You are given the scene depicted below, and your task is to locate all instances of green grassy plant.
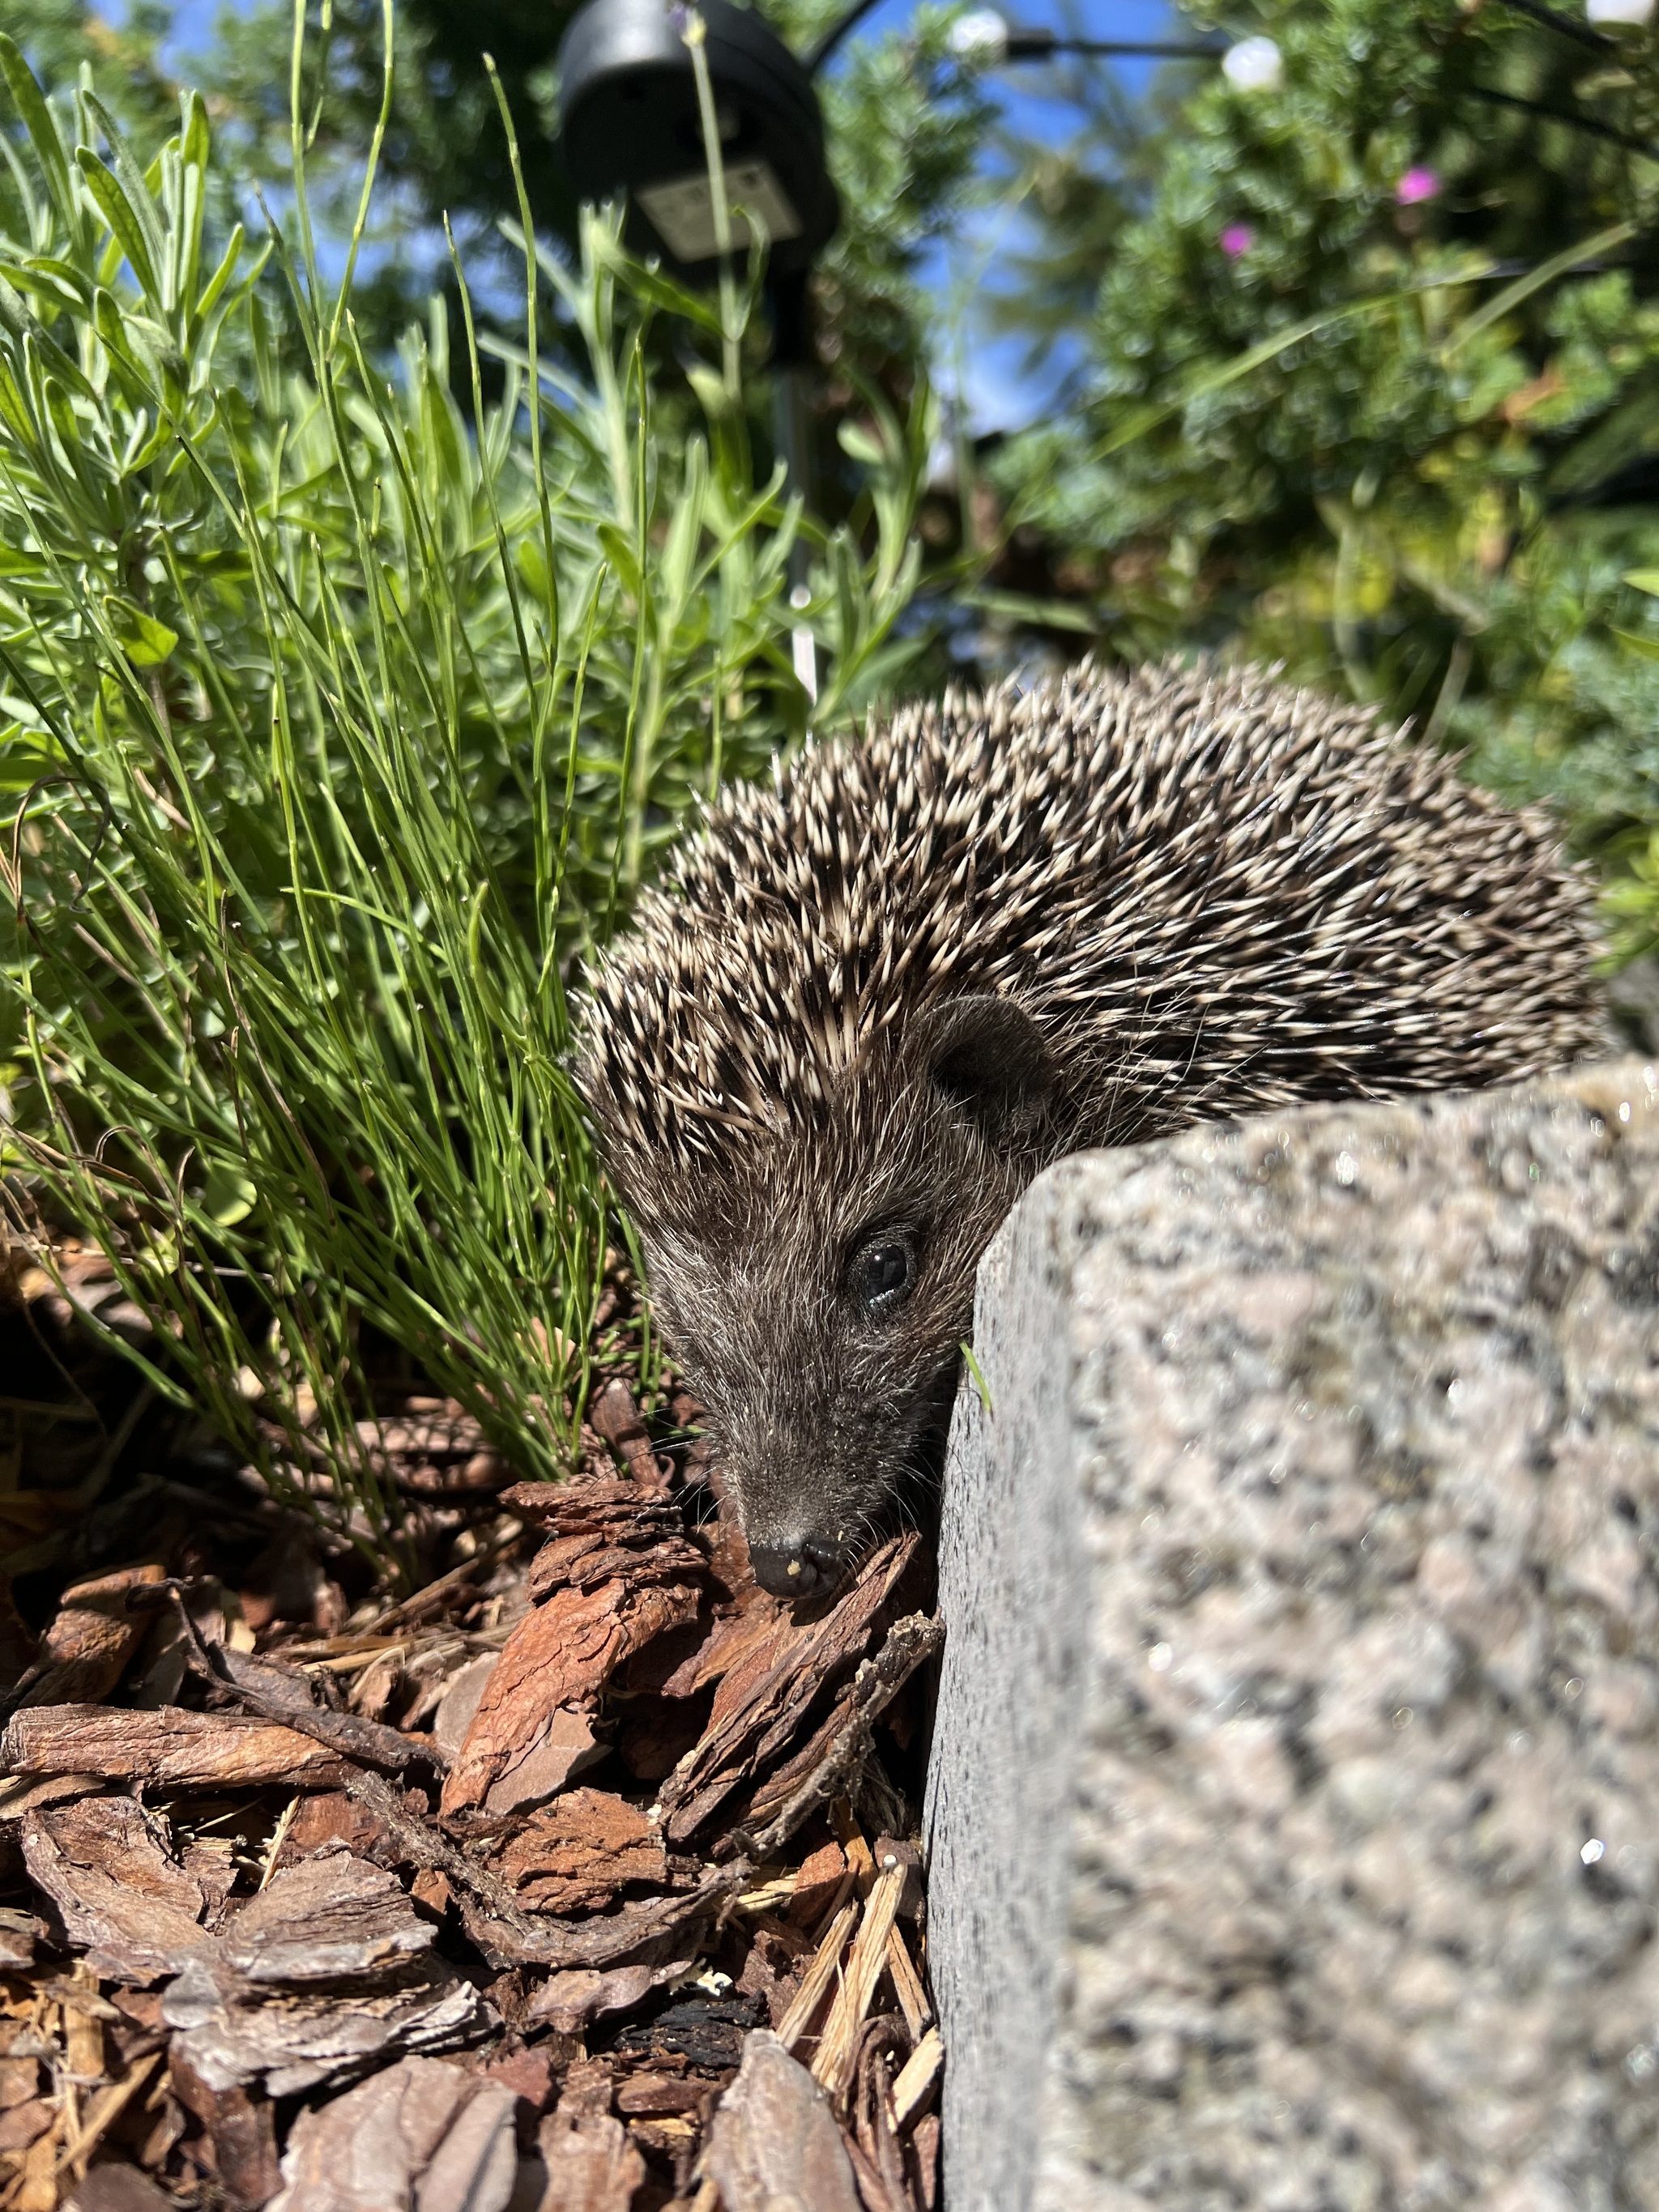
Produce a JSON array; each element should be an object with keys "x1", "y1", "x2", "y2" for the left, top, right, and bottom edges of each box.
[{"x1": 0, "y1": 14, "x2": 931, "y2": 1565}]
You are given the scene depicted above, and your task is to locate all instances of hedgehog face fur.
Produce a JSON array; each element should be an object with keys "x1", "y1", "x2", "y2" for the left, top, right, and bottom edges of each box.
[
  {"x1": 605, "y1": 996, "x2": 1051, "y2": 1592},
  {"x1": 580, "y1": 662, "x2": 1606, "y2": 1597}
]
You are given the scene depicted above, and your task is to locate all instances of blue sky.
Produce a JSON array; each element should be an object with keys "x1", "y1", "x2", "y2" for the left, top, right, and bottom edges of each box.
[
  {"x1": 141, "y1": 0, "x2": 1185, "y2": 433},
  {"x1": 817, "y1": 0, "x2": 1184, "y2": 428}
]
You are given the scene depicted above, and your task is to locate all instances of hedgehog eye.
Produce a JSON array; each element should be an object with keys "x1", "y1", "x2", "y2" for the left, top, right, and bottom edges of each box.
[{"x1": 848, "y1": 1237, "x2": 914, "y2": 1320}]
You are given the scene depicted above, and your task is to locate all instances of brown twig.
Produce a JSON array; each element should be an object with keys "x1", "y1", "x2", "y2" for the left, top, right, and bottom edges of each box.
[
  {"x1": 731, "y1": 1612, "x2": 945, "y2": 1866},
  {"x1": 162, "y1": 1583, "x2": 430, "y2": 1777}
]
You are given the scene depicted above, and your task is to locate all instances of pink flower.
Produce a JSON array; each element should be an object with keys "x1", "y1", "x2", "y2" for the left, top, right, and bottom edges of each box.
[
  {"x1": 1219, "y1": 224, "x2": 1255, "y2": 258},
  {"x1": 1395, "y1": 166, "x2": 1440, "y2": 206}
]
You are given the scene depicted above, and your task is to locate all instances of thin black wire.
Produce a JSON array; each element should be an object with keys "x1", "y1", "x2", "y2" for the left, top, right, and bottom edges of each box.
[
  {"x1": 1468, "y1": 81, "x2": 1659, "y2": 163},
  {"x1": 810, "y1": 8, "x2": 1224, "y2": 71},
  {"x1": 1486, "y1": 0, "x2": 1618, "y2": 55},
  {"x1": 1017, "y1": 35, "x2": 1226, "y2": 58}
]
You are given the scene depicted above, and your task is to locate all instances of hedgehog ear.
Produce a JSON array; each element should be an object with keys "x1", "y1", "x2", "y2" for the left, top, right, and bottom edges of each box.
[{"x1": 915, "y1": 994, "x2": 1055, "y2": 1150}]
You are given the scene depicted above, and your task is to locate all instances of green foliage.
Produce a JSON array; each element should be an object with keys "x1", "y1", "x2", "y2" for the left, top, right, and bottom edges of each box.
[
  {"x1": 6, "y1": 0, "x2": 995, "y2": 399},
  {"x1": 0, "y1": 25, "x2": 931, "y2": 1562},
  {"x1": 983, "y1": 0, "x2": 1659, "y2": 958}
]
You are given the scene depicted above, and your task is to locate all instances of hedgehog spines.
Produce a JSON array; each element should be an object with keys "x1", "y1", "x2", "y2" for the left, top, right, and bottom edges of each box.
[{"x1": 581, "y1": 660, "x2": 1604, "y2": 1191}]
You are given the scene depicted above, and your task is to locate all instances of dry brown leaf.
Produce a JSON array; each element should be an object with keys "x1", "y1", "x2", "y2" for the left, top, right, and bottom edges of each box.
[
  {"x1": 2, "y1": 1704, "x2": 352, "y2": 1791},
  {"x1": 702, "y1": 2029, "x2": 862, "y2": 2212}
]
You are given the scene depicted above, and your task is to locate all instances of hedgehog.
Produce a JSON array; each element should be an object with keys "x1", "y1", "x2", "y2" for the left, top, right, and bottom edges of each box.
[{"x1": 578, "y1": 660, "x2": 1606, "y2": 1597}]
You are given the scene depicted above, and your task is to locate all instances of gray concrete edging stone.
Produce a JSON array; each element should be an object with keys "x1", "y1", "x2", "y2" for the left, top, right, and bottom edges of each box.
[{"x1": 924, "y1": 1059, "x2": 1659, "y2": 2211}]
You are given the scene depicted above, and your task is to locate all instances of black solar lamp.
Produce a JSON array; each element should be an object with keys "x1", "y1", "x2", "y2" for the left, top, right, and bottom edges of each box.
[{"x1": 556, "y1": 0, "x2": 839, "y2": 362}]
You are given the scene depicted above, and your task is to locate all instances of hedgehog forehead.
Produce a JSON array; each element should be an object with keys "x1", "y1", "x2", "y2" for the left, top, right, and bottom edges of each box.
[{"x1": 611, "y1": 1044, "x2": 927, "y2": 1259}]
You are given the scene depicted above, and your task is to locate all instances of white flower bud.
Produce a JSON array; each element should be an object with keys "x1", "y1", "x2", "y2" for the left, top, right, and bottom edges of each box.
[
  {"x1": 1222, "y1": 35, "x2": 1283, "y2": 91},
  {"x1": 1588, "y1": 0, "x2": 1653, "y2": 22},
  {"x1": 949, "y1": 9, "x2": 1011, "y2": 64}
]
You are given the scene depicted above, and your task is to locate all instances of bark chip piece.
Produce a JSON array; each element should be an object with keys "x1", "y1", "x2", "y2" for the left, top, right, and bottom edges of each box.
[
  {"x1": 20, "y1": 1796, "x2": 215, "y2": 1984},
  {"x1": 441, "y1": 1482, "x2": 702, "y2": 1818},
  {"x1": 269, "y1": 2056, "x2": 518, "y2": 2212},
  {"x1": 656, "y1": 1534, "x2": 919, "y2": 1843},
  {"x1": 493, "y1": 1787, "x2": 667, "y2": 1913},
  {"x1": 2, "y1": 1703, "x2": 352, "y2": 1790},
  {"x1": 703, "y1": 2029, "x2": 862, "y2": 2212},
  {"x1": 6, "y1": 1564, "x2": 164, "y2": 1711}
]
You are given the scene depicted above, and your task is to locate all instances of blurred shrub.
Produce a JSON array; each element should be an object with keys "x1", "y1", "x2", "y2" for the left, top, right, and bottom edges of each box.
[{"x1": 988, "y1": 0, "x2": 1659, "y2": 955}]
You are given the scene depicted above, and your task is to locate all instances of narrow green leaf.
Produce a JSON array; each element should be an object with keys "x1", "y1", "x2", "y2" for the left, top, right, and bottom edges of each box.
[
  {"x1": 0, "y1": 35, "x2": 73, "y2": 226},
  {"x1": 75, "y1": 149, "x2": 160, "y2": 303}
]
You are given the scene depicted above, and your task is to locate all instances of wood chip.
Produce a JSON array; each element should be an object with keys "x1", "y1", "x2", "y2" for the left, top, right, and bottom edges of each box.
[
  {"x1": 526, "y1": 1965, "x2": 664, "y2": 2035},
  {"x1": 891, "y1": 2027, "x2": 943, "y2": 2127},
  {"x1": 885, "y1": 1922, "x2": 933, "y2": 2040},
  {"x1": 21, "y1": 1797, "x2": 215, "y2": 1984},
  {"x1": 2, "y1": 1704, "x2": 352, "y2": 1790},
  {"x1": 441, "y1": 1568, "x2": 699, "y2": 1818},
  {"x1": 584, "y1": 1380, "x2": 671, "y2": 1490},
  {"x1": 811, "y1": 1862, "x2": 909, "y2": 2103},
  {"x1": 912, "y1": 2110, "x2": 941, "y2": 2210},
  {"x1": 613, "y1": 2073, "x2": 708, "y2": 2118},
  {"x1": 776, "y1": 1901, "x2": 859, "y2": 2053},
  {"x1": 177, "y1": 1617, "x2": 428, "y2": 1778},
  {"x1": 501, "y1": 1476, "x2": 702, "y2": 1595},
  {"x1": 702, "y1": 2029, "x2": 861, "y2": 2212},
  {"x1": 525, "y1": 2108, "x2": 646, "y2": 2212},
  {"x1": 658, "y1": 1534, "x2": 921, "y2": 1843},
  {"x1": 64, "y1": 2168, "x2": 175, "y2": 2212},
  {"x1": 787, "y1": 1839, "x2": 848, "y2": 1928},
  {"x1": 166, "y1": 2050, "x2": 278, "y2": 2206},
  {"x1": 0, "y1": 2099, "x2": 53, "y2": 2152},
  {"x1": 161, "y1": 1849, "x2": 497, "y2": 2097}
]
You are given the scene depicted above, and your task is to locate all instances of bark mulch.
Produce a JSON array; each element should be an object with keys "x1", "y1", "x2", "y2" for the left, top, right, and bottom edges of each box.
[{"x1": 0, "y1": 1241, "x2": 945, "y2": 2212}]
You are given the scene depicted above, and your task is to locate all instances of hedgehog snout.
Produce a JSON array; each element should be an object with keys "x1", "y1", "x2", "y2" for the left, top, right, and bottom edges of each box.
[{"x1": 748, "y1": 1533, "x2": 851, "y2": 1599}]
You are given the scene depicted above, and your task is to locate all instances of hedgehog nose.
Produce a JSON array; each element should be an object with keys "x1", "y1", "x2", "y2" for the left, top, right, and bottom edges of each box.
[{"x1": 750, "y1": 1536, "x2": 849, "y2": 1600}]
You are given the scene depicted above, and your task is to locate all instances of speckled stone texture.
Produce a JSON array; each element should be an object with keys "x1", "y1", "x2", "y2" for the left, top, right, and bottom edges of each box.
[{"x1": 924, "y1": 1061, "x2": 1659, "y2": 2212}]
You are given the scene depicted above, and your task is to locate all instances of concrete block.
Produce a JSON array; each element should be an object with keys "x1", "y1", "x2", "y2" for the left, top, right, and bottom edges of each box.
[{"x1": 925, "y1": 1061, "x2": 1659, "y2": 2212}]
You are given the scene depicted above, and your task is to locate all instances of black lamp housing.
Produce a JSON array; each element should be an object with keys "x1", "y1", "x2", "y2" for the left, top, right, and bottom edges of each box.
[{"x1": 557, "y1": 0, "x2": 838, "y2": 352}]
